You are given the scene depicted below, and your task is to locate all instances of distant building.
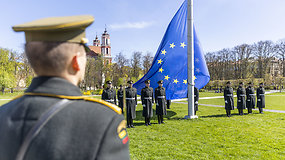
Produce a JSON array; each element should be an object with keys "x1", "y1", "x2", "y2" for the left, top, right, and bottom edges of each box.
[
  {"x1": 269, "y1": 57, "x2": 283, "y2": 77},
  {"x1": 88, "y1": 28, "x2": 112, "y2": 64}
]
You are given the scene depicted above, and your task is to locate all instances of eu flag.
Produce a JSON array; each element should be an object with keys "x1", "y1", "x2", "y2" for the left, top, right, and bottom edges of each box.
[{"x1": 133, "y1": 0, "x2": 210, "y2": 100}]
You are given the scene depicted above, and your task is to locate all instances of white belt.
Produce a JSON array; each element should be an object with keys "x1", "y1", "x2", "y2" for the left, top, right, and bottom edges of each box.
[
  {"x1": 226, "y1": 94, "x2": 232, "y2": 96},
  {"x1": 249, "y1": 94, "x2": 255, "y2": 96},
  {"x1": 118, "y1": 96, "x2": 123, "y2": 98},
  {"x1": 157, "y1": 96, "x2": 165, "y2": 99},
  {"x1": 259, "y1": 94, "x2": 264, "y2": 96},
  {"x1": 144, "y1": 97, "x2": 152, "y2": 99},
  {"x1": 105, "y1": 99, "x2": 114, "y2": 102},
  {"x1": 239, "y1": 94, "x2": 245, "y2": 96},
  {"x1": 126, "y1": 98, "x2": 135, "y2": 100}
]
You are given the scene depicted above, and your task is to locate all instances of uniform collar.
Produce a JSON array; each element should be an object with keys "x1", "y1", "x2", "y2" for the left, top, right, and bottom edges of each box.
[{"x1": 25, "y1": 76, "x2": 82, "y2": 96}]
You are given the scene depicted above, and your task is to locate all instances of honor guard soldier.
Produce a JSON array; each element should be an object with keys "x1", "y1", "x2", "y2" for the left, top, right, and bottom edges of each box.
[
  {"x1": 167, "y1": 100, "x2": 171, "y2": 109},
  {"x1": 246, "y1": 82, "x2": 256, "y2": 114},
  {"x1": 257, "y1": 83, "x2": 265, "y2": 114},
  {"x1": 194, "y1": 87, "x2": 199, "y2": 115},
  {"x1": 224, "y1": 81, "x2": 234, "y2": 117},
  {"x1": 117, "y1": 85, "x2": 124, "y2": 113},
  {"x1": 102, "y1": 80, "x2": 116, "y2": 105},
  {"x1": 0, "y1": 15, "x2": 129, "y2": 160},
  {"x1": 155, "y1": 80, "x2": 167, "y2": 124},
  {"x1": 141, "y1": 80, "x2": 154, "y2": 126},
  {"x1": 237, "y1": 82, "x2": 246, "y2": 115},
  {"x1": 125, "y1": 80, "x2": 137, "y2": 128}
]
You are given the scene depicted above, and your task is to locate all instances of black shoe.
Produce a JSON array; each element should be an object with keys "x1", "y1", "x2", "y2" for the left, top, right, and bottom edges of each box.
[
  {"x1": 161, "y1": 121, "x2": 165, "y2": 124},
  {"x1": 148, "y1": 123, "x2": 151, "y2": 126},
  {"x1": 131, "y1": 125, "x2": 135, "y2": 128},
  {"x1": 127, "y1": 125, "x2": 131, "y2": 128},
  {"x1": 145, "y1": 123, "x2": 148, "y2": 126},
  {"x1": 158, "y1": 121, "x2": 161, "y2": 124}
]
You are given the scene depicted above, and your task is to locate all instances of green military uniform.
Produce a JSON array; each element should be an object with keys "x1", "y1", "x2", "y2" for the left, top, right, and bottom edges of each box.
[
  {"x1": 155, "y1": 80, "x2": 167, "y2": 124},
  {"x1": 0, "y1": 15, "x2": 129, "y2": 160},
  {"x1": 256, "y1": 83, "x2": 265, "y2": 114},
  {"x1": 246, "y1": 82, "x2": 256, "y2": 114},
  {"x1": 141, "y1": 80, "x2": 154, "y2": 126},
  {"x1": 224, "y1": 81, "x2": 234, "y2": 117},
  {"x1": 194, "y1": 87, "x2": 199, "y2": 115},
  {"x1": 237, "y1": 82, "x2": 246, "y2": 115},
  {"x1": 117, "y1": 85, "x2": 124, "y2": 113},
  {"x1": 125, "y1": 81, "x2": 137, "y2": 128},
  {"x1": 102, "y1": 81, "x2": 117, "y2": 105}
]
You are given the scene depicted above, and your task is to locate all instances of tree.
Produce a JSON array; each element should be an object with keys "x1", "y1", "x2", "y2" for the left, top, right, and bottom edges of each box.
[
  {"x1": 142, "y1": 52, "x2": 154, "y2": 75},
  {"x1": 130, "y1": 52, "x2": 142, "y2": 78}
]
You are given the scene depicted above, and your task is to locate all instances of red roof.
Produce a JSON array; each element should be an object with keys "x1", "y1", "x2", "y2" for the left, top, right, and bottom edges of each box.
[{"x1": 87, "y1": 46, "x2": 101, "y2": 57}]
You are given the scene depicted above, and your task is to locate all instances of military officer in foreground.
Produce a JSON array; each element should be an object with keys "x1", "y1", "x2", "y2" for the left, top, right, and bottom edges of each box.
[
  {"x1": 0, "y1": 15, "x2": 129, "y2": 160},
  {"x1": 246, "y1": 82, "x2": 256, "y2": 114},
  {"x1": 141, "y1": 80, "x2": 154, "y2": 126},
  {"x1": 102, "y1": 80, "x2": 117, "y2": 105},
  {"x1": 125, "y1": 80, "x2": 137, "y2": 128},
  {"x1": 224, "y1": 81, "x2": 234, "y2": 117},
  {"x1": 194, "y1": 87, "x2": 199, "y2": 115},
  {"x1": 117, "y1": 85, "x2": 124, "y2": 113},
  {"x1": 257, "y1": 83, "x2": 265, "y2": 114},
  {"x1": 237, "y1": 82, "x2": 246, "y2": 115},
  {"x1": 155, "y1": 80, "x2": 167, "y2": 124}
]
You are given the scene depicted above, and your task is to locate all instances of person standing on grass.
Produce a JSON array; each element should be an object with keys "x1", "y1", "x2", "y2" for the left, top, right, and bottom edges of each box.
[
  {"x1": 256, "y1": 83, "x2": 265, "y2": 114},
  {"x1": 155, "y1": 80, "x2": 167, "y2": 124},
  {"x1": 194, "y1": 87, "x2": 199, "y2": 115},
  {"x1": 117, "y1": 85, "x2": 124, "y2": 113},
  {"x1": 246, "y1": 82, "x2": 256, "y2": 114},
  {"x1": 141, "y1": 80, "x2": 154, "y2": 126},
  {"x1": 102, "y1": 80, "x2": 117, "y2": 105},
  {"x1": 224, "y1": 81, "x2": 234, "y2": 117},
  {"x1": 237, "y1": 82, "x2": 246, "y2": 115},
  {"x1": 125, "y1": 80, "x2": 137, "y2": 128},
  {"x1": 0, "y1": 15, "x2": 129, "y2": 160}
]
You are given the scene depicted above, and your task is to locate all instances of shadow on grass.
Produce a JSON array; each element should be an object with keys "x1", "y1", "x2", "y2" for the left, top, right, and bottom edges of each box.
[
  {"x1": 134, "y1": 110, "x2": 177, "y2": 121},
  {"x1": 200, "y1": 113, "x2": 254, "y2": 118}
]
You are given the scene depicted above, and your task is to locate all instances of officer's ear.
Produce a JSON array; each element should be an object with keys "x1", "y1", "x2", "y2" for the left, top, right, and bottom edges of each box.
[{"x1": 71, "y1": 54, "x2": 80, "y2": 71}]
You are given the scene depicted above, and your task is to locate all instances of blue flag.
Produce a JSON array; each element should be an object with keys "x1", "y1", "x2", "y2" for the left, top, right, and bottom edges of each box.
[{"x1": 133, "y1": 0, "x2": 210, "y2": 100}]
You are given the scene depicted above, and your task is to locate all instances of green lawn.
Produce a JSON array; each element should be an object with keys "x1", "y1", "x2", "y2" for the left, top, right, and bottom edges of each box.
[
  {"x1": 129, "y1": 103, "x2": 285, "y2": 160},
  {"x1": 199, "y1": 91, "x2": 223, "y2": 97}
]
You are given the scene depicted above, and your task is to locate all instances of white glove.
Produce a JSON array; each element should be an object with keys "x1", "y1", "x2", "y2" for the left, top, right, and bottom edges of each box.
[
  {"x1": 258, "y1": 99, "x2": 261, "y2": 101},
  {"x1": 142, "y1": 104, "x2": 145, "y2": 107},
  {"x1": 225, "y1": 100, "x2": 228, "y2": 103},
  {"x1": 156, "y1": 103, "x2": 158, "y2": 106},
  {"x1": 195, "y1": 101, "x2": 198, "y2": 104},
  {"x1": 238, "y1": 100, "x2": 241, "y2": 102}
]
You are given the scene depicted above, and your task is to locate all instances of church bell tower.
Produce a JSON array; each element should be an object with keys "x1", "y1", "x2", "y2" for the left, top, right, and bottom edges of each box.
[{"x1": 101, "y1": 28, "x2": 112, "y2": 64}]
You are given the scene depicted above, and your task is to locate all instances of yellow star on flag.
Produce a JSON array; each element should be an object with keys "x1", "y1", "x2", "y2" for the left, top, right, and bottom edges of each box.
[
  {"x1": 194, "y1": 76, "x2": 197, "y2": 80},
  {"x1": 159, "y1": 67, "x2": 164, "y2": 73},
  {"x1": 170, "y1": 43, "x2": 175, "y2": 48},
  {"x1": 180, "y1": 42, "x2": 186, "y2": 48},
  {"x1": 173, "y1": 79, "x2": 179, "y2": 84},
  {"x1": 164, "y1": 75, "x2": 170, "y2": 80},
  {"x1": 183, "y1": 79, "x2": 187, "y2": 84},
  {"x1": 161, "y1": 49, "x2": 167, "y2": 55},
  {"x1": 157, "y1": 59, "x2": 163, "y2": 64}
]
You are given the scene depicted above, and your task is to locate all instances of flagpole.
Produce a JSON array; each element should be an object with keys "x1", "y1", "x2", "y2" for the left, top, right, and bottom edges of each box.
[{"x1": 185, "y1": 0, "x2": 198, "y2": 119}]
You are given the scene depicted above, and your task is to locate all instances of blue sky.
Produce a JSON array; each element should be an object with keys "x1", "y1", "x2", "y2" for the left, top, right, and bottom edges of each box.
[{"x1": 1, "y1": 0, "x2": 285, "y2": 58}]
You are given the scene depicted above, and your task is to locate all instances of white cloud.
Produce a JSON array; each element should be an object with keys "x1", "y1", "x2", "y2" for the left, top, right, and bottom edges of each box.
[{"x1": 109, "y1": 21, "x2": 154, "y2": 30}]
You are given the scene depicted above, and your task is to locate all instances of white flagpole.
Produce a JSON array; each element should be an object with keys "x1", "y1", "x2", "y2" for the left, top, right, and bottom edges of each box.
[{"x1": 185, "y1": 0, "x2": 198, "y2": 119}]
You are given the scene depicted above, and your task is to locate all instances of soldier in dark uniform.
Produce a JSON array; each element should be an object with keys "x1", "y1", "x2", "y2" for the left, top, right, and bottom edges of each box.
[
  {"x1": 194, "y1": 87, "x2": 199, "y2": 115},
  {"x1": 237, "y1": 82, "x2": 246, "y2": 115},
  {"x1": 117, "y1": 85, "x2": 124, "y2": 113},
  {"x1": 224, "y1": 81, "x2": 234, "y2": 117},
  {"x1": 246, "y1": 82, "x2": 256, "y2": 114},
  {"x1": 155, "y1": 80, "x2": 167, "y2": 124},
  {"x1": 102, "y1": 80, "x2": 116, "y2": 105},
  {"x1": 0, "y1": 15, "x2": 129, "y2": 160},
  {"x1": 141, "y1": 80, "x2": 154, "y2": 126},
  {"x1": 257, "y1": 83, "x2": 265, "y2": 114},
  {"x1": 125, "y1": 80, "x2": 137, "y2": 128}
]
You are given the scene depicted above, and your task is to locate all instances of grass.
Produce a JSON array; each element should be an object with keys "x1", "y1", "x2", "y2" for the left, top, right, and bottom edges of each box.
[
  {"x1": 128, "y1": 103, "x2": 285, "y2": 160},
  {"x1": 1, "y1": 92, "x2": 285, "y2": 159}
]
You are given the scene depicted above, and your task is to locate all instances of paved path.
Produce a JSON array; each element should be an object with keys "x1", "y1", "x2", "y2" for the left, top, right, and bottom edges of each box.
[
  {"x1": 173, "y1": 101, "x2": 285, "y2": 113},
  {"x1": 0, "y1": 99, "x2": 11, "y2": 101}
]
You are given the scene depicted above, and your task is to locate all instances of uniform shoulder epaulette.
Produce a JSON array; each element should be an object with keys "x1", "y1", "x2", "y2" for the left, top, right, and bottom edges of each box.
[{"x1": 11, "y1": 92, "x2": 122, "y2": 114}]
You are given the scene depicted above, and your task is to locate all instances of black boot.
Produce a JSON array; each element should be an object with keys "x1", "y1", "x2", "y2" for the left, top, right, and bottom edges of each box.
[
  {"x1": 226, "y1": 110, "x2": 230, "y2": 117},
  {"x1": 131, "y1": 119, "x2": 135, "y2": 128},
  {"x1": 145, "y1": 117, "x2": 148, "y2": 126},
  {"x1": 259, "y1": 108, "x2": 264, "y2": 114},
  {"x1": 248, "y1": 108, "x2": 252, "y2": 114},
  {"x1": 127, "y1": 117, "x2": 131, "y2": 128},
  {"x1": 148, "y1": 118, "x2": 151, "y2": 126},
  {"x1": 161, "y1": 115, "x2": 165, "y2": 124},
  {"x1": 158, "y1": 116, "x2": 161, "y2": 124},
  {"x1": 238, "y1": 109, "x2": 242, "y2": 115}
]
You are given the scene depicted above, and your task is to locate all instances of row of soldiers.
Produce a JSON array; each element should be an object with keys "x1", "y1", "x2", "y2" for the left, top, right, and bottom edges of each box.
[
  {"x1": 224, "y1": 81, "x2": 266, "y2": 117},
  {"x1": 102, "y1": 80, "x2": 169, "y2": 128}
]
